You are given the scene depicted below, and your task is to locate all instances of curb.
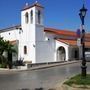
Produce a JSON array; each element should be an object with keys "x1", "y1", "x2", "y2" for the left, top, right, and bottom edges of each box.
[
  {"x1": 0, "y1": 60, "x2": 80, "y2": 73},
  {"x1": 55, "y1": 82, "x2": 90, "y2": 90},
  {"x1": 29, "y1": 60, "x2": 80, "y2": 70}
]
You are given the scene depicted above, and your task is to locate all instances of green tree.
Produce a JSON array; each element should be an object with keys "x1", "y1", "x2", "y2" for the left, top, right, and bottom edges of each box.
[
  {"x1": 5, "y1": 41, "x2": 17, "y2": 69},
  {"x1": 0, "y1": 37, "x2": 16, "y2": 68},
  {"x1": 0, "y1": 37, "x2": 7, "y2": 68},
  {"x1": 0, "y1": 37, "x2": 6, "y2": 55}
]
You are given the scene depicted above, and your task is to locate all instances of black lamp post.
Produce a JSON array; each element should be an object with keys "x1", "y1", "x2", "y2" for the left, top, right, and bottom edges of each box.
[{"x1": 79, "y1": 4, "x2": 87, "y2": 77}]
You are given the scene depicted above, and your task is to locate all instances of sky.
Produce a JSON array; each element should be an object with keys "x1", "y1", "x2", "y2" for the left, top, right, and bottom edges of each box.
[{"x1": 0, "y1": 0, "x2": 90, "y2": 32}]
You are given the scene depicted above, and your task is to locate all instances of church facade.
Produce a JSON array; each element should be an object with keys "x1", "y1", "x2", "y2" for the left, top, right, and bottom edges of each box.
[{"x1": 0, "y1": 2, "x2": 90, "y2": 64}]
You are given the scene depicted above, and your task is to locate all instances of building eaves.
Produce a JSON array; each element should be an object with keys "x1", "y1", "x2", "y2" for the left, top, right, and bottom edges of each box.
[
  {"x1": 0, "y1": 25, "x2": 21, "y2": 33},
  {"x1": 22, "y1": 2, "x2": 44, "y2": 11}
]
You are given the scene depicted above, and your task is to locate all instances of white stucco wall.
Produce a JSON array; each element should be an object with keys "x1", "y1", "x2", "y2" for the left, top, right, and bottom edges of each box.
[
  {"x1": 36, "y1": 39, "x2": 55, "y2": 63},
  {"x1": 1, "y1": 29, "x2": 19, "y2": 41}
]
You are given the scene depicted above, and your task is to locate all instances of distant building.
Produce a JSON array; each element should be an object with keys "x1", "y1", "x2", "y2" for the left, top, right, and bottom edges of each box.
[{"x1": 0, "y1": 2, "x2": 90, "y2": 64}]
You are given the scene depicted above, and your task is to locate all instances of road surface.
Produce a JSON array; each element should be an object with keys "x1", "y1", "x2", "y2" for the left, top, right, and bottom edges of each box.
[{"x1": 0, "y1": 62, "x2": 90, "y2": 90}]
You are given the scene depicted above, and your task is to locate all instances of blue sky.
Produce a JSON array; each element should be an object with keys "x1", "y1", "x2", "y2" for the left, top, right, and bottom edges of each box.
[{"x1": 0, "y1": 0, "x2": 90, "y2": 32}]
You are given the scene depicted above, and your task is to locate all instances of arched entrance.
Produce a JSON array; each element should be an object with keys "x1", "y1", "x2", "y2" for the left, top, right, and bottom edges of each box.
[{"x1": 57, "y1": 46, "x2": 66, "y2": 61}]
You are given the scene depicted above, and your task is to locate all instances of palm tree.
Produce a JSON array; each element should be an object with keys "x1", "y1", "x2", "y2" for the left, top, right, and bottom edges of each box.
[
  {"x1": 5, "y1": 41, "x2": 17, "y2": 69},
  {"x1": 0, "y1": 37, "x2": 16, "y2": 68},
  {"x1": 0, "y1": 37, "x2": 6, "y2": 55},
  {"x1": 0, "y1": 37, "x2": 7, "y2": 67}
]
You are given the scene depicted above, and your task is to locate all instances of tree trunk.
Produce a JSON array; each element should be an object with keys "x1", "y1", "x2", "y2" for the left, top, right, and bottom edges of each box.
[{"x1": 8, "y1": 52, "x2": 12, "y2": 69}]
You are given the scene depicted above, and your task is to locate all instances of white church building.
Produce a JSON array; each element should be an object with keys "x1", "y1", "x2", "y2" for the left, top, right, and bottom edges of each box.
[{"x1": 0, "y1": 2, "x2": 90, "y2": 64}]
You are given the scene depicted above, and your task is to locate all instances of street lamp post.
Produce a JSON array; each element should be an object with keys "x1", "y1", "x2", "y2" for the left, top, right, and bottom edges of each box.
[{"x1": 79, "y1": 4, "x2": 87, "y2": 77}]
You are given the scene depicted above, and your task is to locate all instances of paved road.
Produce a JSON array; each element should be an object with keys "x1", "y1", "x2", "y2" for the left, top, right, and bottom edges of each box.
[{"x1": 0, "y1": 62, "x2": 90, "y2": 90}]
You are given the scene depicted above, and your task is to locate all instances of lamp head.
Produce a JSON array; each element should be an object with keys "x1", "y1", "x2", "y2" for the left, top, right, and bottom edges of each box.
[{"x1": 80, "y1": 4, "x2": 87, "y2": 17}]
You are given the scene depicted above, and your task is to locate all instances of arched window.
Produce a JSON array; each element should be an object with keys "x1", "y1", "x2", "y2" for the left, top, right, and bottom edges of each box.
[
  {"x1": 31, "y1": 10, "x2": 33, "y2": 24},
  {"x1": 25, "y1": 12, "x2": 29, "y2": 23},
  {"x1": 38, "y1": 10, "x2": 41, "y2": 24},
  {"x1": 24, "y1": 46, "x2": 27, "y2": 54}
]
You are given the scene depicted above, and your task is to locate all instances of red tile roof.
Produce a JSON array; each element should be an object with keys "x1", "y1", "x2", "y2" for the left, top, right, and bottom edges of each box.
[
  {"x1": 86, "y1": 33, "x2": 90, "y2": 38},
  {"x1": 44, "y1": 27, "x2": 90, "y2": 38},
  {"x1": 57, "y1": 39, "x2": 77, "y2": 46},
  {"x1": 44, "y1": 27, "x2": 76, "y2": 37},
  {"x1": 57, "y1": 39, "x2": 90, "y2": 47}
]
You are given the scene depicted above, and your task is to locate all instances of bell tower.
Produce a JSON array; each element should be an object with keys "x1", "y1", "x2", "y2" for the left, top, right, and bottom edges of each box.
[
  {"x1": 20, "y1": 2, "x2": 44, "y2": 63},
  {"x1": 21, "y1": 1, "x2": 44, "y2": 25}
]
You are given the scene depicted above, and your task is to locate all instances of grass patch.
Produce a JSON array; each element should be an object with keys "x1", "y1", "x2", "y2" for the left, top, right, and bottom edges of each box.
[{"x1": 64, "y1": 74, "x2": 90, "y2": 86}]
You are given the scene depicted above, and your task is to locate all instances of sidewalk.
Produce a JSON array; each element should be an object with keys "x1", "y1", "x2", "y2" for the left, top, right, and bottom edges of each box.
[
  {"x1": 29, "y1": 60, "x2": 80, "y2": 70},
  {"x1": 0, "y1": 60, "x2": 80, "y2": 74},
  {"x1": 55, "y1": 80, "x2": 90, "y2": 90}
]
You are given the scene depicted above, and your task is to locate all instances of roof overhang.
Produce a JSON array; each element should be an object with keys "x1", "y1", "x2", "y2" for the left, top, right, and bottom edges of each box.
[{"x1": 56, "y1": 39, "x2": 90, "y2": 47}]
